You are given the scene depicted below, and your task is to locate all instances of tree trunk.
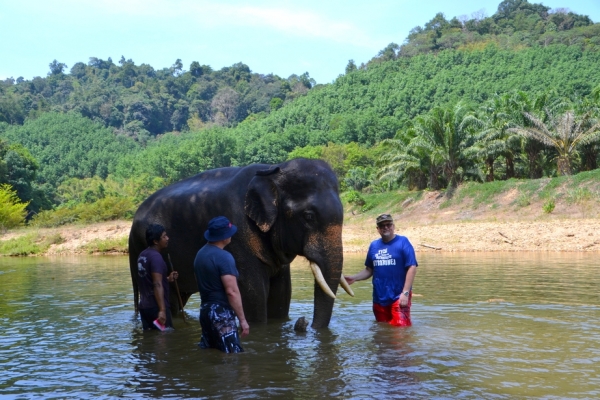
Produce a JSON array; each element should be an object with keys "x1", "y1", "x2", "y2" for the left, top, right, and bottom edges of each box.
[
  {"x1": 557, "y1": 157, "x2": 572, "y2": 176},
  {"x1": 505, "y1": 155, "x2": 515, "y2": 179},
  {"x1": 582, "y1": 146, "x2": 598, "y2": 171},
  {"x1": 485, "y1": 156, "x2": 495, "y2": 182}
]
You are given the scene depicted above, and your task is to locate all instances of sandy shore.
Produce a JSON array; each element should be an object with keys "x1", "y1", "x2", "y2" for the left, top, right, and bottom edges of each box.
[
  {"x1": 2, "y1": 217, "x2": 599, "y2": 255},
  {"x1": 2, "y1": 188, "x2": 599, "y2": 255},
  {"x1": 342, "y1": 218, "x2": 600, "y2": 253}
]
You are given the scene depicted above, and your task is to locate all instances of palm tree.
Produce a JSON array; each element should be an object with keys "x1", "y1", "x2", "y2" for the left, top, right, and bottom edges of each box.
[
  {"x1": 474, "y1": 93, "x2": 521, "y2": 181},
  {"x1": 379, "y1": 128, "x2": 434, "y2": 190},
  {"x1": 410, "y1": 103, "x2": 481, "y2": 189},
  {"x1": 379, "y1": 103, "x2": 482, "y2": 192},
  {"x1": 509, "y1": 110, "x2": 600, "y2": 176}
]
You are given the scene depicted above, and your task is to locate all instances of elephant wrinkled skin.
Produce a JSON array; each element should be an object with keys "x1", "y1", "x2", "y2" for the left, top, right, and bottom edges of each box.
[{"x1": 128, "y1": 158, "x2": 345, "y2": 328}]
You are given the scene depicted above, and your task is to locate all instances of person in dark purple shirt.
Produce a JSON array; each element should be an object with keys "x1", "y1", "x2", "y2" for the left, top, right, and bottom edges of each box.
[
  {"x1": 345, "y1": 213, "x2": 418, "y2": 326},
  {"x1": 137, "y1": 224, "x2": 179, "y2": 330}
]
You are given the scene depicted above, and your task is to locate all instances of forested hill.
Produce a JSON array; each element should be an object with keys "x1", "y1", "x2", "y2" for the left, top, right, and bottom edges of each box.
[
  {"x1": 391, "y1": 0, "x2": 598, "y2": 59},
  {"x1": 233, "y1": 44, "x2": 600, "y2": 164},
  {"x1": 0, "y1": 58, "x2": 315, "y2": 141}
]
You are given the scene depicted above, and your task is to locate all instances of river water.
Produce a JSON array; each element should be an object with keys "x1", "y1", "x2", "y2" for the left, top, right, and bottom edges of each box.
[{"x1": 0, "y1": 253, "x2": 599, "y2": 399}]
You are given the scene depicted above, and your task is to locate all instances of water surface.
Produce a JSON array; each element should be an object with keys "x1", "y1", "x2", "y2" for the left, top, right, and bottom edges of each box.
[{"x1": 1, "y1": 253, "x2": 599, "y2": 399}]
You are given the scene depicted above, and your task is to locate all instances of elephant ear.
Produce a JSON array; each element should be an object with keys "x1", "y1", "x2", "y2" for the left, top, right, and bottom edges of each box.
[{"x1": 245, "y1": 167, "x2": 280, "y2": 233}]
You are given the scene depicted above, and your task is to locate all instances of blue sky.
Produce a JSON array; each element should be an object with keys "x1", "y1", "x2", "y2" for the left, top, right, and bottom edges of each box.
[{"x1": 1, "y1": 0, "x2": 599, "y2": 84}]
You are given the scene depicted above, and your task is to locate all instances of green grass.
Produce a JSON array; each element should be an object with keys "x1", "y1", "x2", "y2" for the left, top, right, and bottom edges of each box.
[
  {"x1": 0, "y1": 232, "x2": 63, "y2": 256},
  {"x1": 451, "y1": 179, "x2": 519, "y2": 208},
  {"x1": 341, "y1": 168, "x2": 600, "y2": 219},
  {"x1": 80, "y1": 236, "x2": 129, "y2": 254}
]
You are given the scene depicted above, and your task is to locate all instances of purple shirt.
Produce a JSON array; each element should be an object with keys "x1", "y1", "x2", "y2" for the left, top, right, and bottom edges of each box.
[{"x1": 137, "y1": 247, "x2": 170, "y2": 310}]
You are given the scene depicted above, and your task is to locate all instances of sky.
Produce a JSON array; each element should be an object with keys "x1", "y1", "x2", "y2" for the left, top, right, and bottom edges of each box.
[{"x1": 1, "y1": 0, "x2": 599, "y2": 84}]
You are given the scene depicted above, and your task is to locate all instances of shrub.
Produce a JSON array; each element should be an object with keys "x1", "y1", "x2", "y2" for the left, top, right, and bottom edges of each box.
[
  {"x1": 542, "y1": 198, "x2": 555, "y2": 214},
  {"x1": 0, "y1": 184, "x2": 29, "y2": 231},
  {"x1": 566, "y1": 187, "x2": 594, "y2": 204},
  {"x1": 516, "y1": 193, "x2": 531, "y2": 207},
  {"x1": 0, "y1": 232, "x2": 63, "y2": 256},
  {"x1": 80, "y1": 236, "x2": 128, "y2": 254},
  {"x1": 30, "y1": 196, "x2": 136, "y2": 228},
  {"x1": 344, "y1": 190, "x2": 366, "y2": 206}
]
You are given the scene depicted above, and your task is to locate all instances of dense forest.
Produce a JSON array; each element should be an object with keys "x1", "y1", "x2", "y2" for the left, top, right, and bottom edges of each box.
[{"x1": 1, "y1": 0, "x2": 600, "y2": 229}]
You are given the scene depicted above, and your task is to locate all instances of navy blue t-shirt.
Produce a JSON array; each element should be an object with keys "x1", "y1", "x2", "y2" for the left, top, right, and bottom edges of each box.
[
  {"x1": 137, "y1": 247, "x2": 170, "y2": 310},
  {"x1": 365, "y1": 235, "x2": 418, "y2": 306},
  {"x1": 193, "y1": 244, "x2": 239, "y2": 307}
]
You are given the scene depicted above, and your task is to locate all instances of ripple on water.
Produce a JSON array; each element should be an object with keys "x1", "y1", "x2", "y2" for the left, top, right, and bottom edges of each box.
[{"x1": 1, "y1": 253, "x2": 600, "y2": 398}]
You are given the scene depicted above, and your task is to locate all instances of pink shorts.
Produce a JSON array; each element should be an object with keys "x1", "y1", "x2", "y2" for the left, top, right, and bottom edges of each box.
[{"x1": 373, "y1": 292, "x2": 412, "y2": 327}]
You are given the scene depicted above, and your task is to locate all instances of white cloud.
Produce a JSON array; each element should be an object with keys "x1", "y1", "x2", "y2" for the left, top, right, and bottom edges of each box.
[{"x1": 85, "y1": 0, "x2": 378, "y2": 48}]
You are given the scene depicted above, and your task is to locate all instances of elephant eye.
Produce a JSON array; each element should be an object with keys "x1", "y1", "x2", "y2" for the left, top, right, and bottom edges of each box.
[{"x1": 303, "y1": 211, "x2": 316, "y2": 222}]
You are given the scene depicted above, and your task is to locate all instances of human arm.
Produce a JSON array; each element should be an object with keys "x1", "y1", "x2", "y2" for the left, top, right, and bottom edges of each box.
[
  {"x1": 221, "y1": 274, "x2": 250, "y2": 337},
  {"x1": 399, "y1": 265, "x2": 417, "y2": 307},
  {"x1": 167, "y1": 271, "x2": 178, "y2": 282},
  {"x1": 151, "y1": 272, "x2": 167, "y2": 325},
  {"x1": 344, "y1": 267, "x2": 373, "y2": 285}
]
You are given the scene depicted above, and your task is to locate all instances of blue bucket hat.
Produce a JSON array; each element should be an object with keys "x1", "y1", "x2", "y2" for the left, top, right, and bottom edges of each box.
[{"x1": 204, "y1": 216, "x2": 237, "y2": 242}]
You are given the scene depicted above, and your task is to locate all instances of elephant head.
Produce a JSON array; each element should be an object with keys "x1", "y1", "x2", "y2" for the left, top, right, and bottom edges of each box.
[{"x1": 244, "y1": 158, "x2": 352, "y2": 328}]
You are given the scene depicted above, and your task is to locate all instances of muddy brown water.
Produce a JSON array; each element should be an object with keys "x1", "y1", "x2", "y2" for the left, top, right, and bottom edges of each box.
[{"x1": 1, "y1": 253, "x2": 599, "y2": 399}]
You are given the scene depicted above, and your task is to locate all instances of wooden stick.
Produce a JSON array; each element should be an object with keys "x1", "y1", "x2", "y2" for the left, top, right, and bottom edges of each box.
[
  {"x1": 420, "y1": 243, "x2": 442, "y2": 250},
  {"x1": 498, "y1": 232, "x2": 513, "y2": 244},
  {"x1": 167, "y1": 254, "x2": 187, "y2": 323}
]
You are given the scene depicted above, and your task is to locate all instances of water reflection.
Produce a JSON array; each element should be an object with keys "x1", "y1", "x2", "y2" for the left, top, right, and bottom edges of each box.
[{"x1": 1, "y1": 253, "x2": 599, "y2": 398}]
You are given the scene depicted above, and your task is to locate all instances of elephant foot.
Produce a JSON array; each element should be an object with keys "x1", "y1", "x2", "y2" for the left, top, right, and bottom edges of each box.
[{"x1": 294, "y1": 316, "x2": 309, "y2": 332}]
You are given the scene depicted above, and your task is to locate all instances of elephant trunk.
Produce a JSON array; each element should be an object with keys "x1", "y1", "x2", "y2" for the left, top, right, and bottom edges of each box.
[{"x1": 309, "y1": 245, "x2": 344, "y2": 329}]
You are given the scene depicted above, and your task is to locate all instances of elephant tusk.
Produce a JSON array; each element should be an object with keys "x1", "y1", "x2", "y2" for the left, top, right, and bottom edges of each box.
[
  {"x1": 339, "y1": 275, "x2": 354, "y2": 297},
  {"x1": 309, "y1": 262, "x2": 336, "y2": 299}
]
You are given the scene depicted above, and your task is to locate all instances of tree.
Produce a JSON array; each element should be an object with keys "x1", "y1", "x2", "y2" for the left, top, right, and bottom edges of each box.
[
  {"x1": 376, "y1": 43, "x2": 400, "y2": 62},
  {"x1": 345, "y1": 60, "x2": 357, "y2": 74},
  {"x1": 509, "y1": 110, "x2": 600, "y2": 175},
  {"x1": 379, "y1": 129, "x2": 432, "y2": 190},
  {"x1": 48, "y1": 60, "x2": 67, "y2": 75},
  {"x1": 171, "y1": 59, "x2": 184, "y2": 76},
  {"x1": 211, "y1": 87, "x2": 240, "y2": 125},
  {"x1": 475, "y1": 93, "x2": 522, "y2": 181},
  {"x1": 190, "y1": 61, "x2": 203, "y2": 77},
  {"x1": 410, "y1": 103, "x2": 480, "y2": 189}
]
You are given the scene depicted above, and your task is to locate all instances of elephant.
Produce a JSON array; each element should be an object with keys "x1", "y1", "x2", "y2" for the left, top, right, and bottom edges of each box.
[{"x1": 128, "y1": 158, "x2": 353, "y2": 329}]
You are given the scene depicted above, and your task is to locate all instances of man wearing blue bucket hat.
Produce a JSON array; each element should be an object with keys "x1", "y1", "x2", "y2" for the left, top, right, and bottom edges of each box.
[{"x1": 193, "y1": 216, "x2": 249, "y2": 353}]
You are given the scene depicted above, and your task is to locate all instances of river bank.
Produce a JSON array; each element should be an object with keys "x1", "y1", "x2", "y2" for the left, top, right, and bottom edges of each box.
[
  {"x1": 2, "y1": 217, "x2": 599, "y2": 255},
  {"x1": 2, "y1": 184, "x2": 600, "y2": 255}
]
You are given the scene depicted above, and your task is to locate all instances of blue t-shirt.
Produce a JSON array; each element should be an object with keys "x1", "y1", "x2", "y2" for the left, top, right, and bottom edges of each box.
[
  {"x1": 365, "y1": 235, "x2": 418, "y2": 306},
  {"x1": 194, "y1": 244, "x2": 239, "y2": 307},
  {"x1": 137, "y1": 247, "x2": 170, "y2": 310}
]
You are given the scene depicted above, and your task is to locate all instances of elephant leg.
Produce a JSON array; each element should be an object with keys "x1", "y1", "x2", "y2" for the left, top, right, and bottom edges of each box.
[
  {"x1": 169, "y1": 291, "x2": 192, "y2": 315},
  {"x1": 267, "y1": 264, "x2": 291, "y2": 319},
  {"x1": 239, "y1": 267, "x2": 269, "y2": 323}
]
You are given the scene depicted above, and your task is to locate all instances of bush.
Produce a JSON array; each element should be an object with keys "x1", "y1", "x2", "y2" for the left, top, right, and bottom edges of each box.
[
  {"x1": 0, "y1": 184, "x2": 29, "y2": 231},
  {"x1": 344, "y1": 190, "x2": 366, "y2": 206},
  {"x1": 0, "y1": 232, "x2": 63, "y2": 256},
  {"x1": 30, "y1": 196, "x2": 136, "y2": 228},
  {"x1": 542, "y1": 198, "x2": 555, "y2": 214},
  {"x1": 516, "y1": 193, "x2": 531, "y2": 207},
  {"x1": 80, "y1": 236, "x2": 128, "y2": 254}
]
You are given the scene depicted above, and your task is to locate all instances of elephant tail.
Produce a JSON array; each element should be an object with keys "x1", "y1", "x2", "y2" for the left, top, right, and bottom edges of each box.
[{"x1": 129, "y1": 237, "x2": 140, "y2": 314}]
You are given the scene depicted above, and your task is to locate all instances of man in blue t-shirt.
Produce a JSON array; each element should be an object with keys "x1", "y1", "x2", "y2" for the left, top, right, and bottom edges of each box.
[
  {"x1": 345, "y1": 213, "x2": 418, "y2": 326},
  {"x1": 137, "y1": 223, "x2": 179, "y2": 330},
  {"x1": 194, "y1": 216, "x2": 249, "y2": 353}
]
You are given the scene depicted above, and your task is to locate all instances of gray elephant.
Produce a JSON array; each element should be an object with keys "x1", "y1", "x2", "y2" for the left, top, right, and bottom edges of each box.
[{"x1": 128, "y1": 158, "x2": 353, "y2": 328}]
